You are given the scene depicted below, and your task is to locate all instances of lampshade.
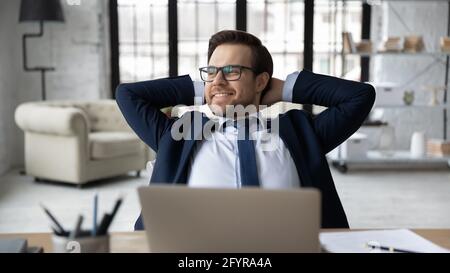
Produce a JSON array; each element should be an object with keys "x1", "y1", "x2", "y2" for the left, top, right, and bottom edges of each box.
[{"x1": 19, "y1": 0, "x2": 65, "y2": 22}]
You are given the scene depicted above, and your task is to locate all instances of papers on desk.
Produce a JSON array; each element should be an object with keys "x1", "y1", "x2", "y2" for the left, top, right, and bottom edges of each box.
[{"x1": 320, "y1": 229, "x2": 449, "y2": 253}]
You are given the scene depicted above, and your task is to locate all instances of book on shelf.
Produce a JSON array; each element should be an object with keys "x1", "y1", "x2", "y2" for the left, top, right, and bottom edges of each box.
[
  {"x1": 342, "y1": 32, "x2": 372, "y2": 54},
  {"x1": 427, "y1": 139, "x2": 450, "y2": 156},
  {"x1": 441, "y1": 36, "x2": 450, "y2": 53},
  {"x1": 342, "y1": 32, "x2": 356, "y2": 54}
]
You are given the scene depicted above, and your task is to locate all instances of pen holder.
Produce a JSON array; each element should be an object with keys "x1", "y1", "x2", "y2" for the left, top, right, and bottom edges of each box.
[{"x1": 52, "y1": 231, "x2": 110, "y2": 253}]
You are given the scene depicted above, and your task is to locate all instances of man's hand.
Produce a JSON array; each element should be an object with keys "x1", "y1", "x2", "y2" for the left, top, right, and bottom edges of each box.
[{"x1": 260, "y1": 78, "x2": 284, "y2": 106}]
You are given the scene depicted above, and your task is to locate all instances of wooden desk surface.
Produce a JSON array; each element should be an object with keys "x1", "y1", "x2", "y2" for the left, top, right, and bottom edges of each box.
[{"x1": 1, "y1": 230, "x2": 449, "y2": 253}]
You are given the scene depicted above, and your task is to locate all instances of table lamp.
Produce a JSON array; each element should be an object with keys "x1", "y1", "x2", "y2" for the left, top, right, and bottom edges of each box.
[{"x1": 19, "y1": 0, "x2": 65, "y2": 100}]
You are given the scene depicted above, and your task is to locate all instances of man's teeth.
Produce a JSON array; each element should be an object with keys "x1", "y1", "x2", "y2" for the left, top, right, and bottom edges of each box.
[{"x1": 214, "y1": 93, "x2": 232, "y2": 97}]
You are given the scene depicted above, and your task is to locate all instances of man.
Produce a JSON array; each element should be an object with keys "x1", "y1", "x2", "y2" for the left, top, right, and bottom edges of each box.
[{"x1": 116, "y1": 30, "x2": 375, "y2": 230}]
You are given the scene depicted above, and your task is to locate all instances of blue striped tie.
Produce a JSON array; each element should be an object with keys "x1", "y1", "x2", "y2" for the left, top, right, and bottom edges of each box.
[{"x1": 237, "y1": 137, "x2": 260, "y2": 187}]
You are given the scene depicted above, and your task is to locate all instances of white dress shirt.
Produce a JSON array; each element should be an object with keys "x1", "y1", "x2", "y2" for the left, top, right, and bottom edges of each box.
[{"x1": 187, "y1": 72, "x2": 301, "y2": 189}]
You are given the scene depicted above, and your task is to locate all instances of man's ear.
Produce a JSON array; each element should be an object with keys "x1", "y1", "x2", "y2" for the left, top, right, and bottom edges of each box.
[{"x1": 255, "y1": 72, "x2": 270, "y2": 94}]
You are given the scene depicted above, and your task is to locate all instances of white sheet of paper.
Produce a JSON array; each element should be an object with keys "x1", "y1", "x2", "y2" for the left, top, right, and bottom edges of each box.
[{"x1": 319, "y1": 229, "x2": 449, "y2": 253}]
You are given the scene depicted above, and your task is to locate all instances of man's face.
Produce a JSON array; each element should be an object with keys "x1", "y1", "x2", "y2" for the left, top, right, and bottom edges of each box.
[{"x1": 204, "y1": 44, "x2": 266, "y2": 114}]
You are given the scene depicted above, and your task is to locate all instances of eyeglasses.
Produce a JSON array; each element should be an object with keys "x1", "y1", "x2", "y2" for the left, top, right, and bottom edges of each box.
[{"x1": 199, "y1": 65, "x2": 256, "y2": 82}]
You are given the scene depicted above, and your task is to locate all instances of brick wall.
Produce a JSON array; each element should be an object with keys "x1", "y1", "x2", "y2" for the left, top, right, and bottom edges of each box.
[
  {"x1": 0, "y1": 0, "x2": 20, "y2": 175},
  {"x1": 0, "y1": 0, "x2": 110, "y2": 175}
]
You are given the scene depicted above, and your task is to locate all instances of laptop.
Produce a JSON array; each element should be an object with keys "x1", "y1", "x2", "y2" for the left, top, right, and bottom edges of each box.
[{"x1": 138, "y1": 185, "x2": 321, "y2": 253}]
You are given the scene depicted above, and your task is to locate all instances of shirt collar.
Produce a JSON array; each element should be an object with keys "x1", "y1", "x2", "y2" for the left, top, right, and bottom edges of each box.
[
  {"x1": 175, "y1": 104, "x2": 272, "y2": 132},
  {"x1": 201, "y1": 105, "x2": 269, "y2": 132}
]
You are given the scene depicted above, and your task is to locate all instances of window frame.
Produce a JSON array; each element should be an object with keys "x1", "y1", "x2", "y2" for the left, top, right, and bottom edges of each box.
[{"x1": 109, "y1": 0, "x2": 370, "y2": 102}]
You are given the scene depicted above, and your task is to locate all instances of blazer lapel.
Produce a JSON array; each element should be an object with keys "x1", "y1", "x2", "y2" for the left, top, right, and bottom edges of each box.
[
  {"x1": 173, "y1": 112, "x2": 210, "y2": 184},
  {"x1": 278, "y1": 116, "x2": 313, "y2": 187}
]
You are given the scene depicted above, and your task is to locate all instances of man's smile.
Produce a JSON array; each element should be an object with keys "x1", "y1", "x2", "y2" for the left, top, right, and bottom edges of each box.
[
  {"x1": 213, "y1": 93, "x2": 233, "y2": 97},
  {"x1": 211, "y1": 91, "x2": 235, "y2": 100}
]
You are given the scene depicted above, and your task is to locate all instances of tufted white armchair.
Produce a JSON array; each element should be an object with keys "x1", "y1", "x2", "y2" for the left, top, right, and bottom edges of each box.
[{"x1": 15, "y1": 100, "x2": 155, "y2": 186}]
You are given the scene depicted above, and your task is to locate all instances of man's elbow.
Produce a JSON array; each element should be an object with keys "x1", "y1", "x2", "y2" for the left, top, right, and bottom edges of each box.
[
  {"x1": 363, "y1": 83, "x2": 376, "y2": 108},
  {"x1": 115, "y1": 83, "x2": 130, "y2": 103}
]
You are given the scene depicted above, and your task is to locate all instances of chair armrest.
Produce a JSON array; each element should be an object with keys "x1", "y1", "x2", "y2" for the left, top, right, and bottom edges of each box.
[{"x1": 15, "y1": 103, "x2": 89, "y2": 136}]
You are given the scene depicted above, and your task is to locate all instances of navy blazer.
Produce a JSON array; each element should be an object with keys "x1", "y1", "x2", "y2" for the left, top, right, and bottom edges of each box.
[{"x1": 115, "y1": 70, "x2": 375, "y2": 230}]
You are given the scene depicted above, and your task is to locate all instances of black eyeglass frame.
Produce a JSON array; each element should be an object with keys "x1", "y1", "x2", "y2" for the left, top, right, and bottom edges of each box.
[{"x1": 199, "y1": 65, "x2": 256, "y2": 82}]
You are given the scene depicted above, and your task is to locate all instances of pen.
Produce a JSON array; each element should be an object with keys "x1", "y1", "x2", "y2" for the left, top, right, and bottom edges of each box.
[
  {"x1": 96, "y1": 213, "x2": 111, "y2": 235},
  {"x1": 70, "y1": 215, "x2": 84, "y2": 240},
  {"x1": 110, "y1": 197, "x2": 123, "y2": 220},
  {"x1": 366, "y1": 241, "x2": 417, "y2": 253},
  {"x1": 97, "y1": 196, "x2": 123, "y2": 235},
  {"x1": 40, "y1": 203, "x2": 67, "y2": 234},
  {"x1": 103, "y1": 197, "x2": 123, "y2": 232},
  {"x1": 51, "y1": 227, "x2": 69, "y2": 237},
  {"x1": 51, "y1": 226, "x2": 61, "y2": 236},
  {"x1": 92, "y1": 193, "x2": 98, "y2": 236}
]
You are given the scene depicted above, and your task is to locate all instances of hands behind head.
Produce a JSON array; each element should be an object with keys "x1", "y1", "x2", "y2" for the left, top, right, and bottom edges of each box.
[{"x1": 260, "y1": 78, "x2": 284, "y2": 107}]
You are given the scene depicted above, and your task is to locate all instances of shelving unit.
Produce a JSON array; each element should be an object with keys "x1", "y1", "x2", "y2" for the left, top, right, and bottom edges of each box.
[
  {"x1": 346, "y1": 52, "x2": 450, "y2": 57},
  {"x1": 330, "y1": 0, "x2": 450, "y2": 172},
  {"x1": 332, "y1": 150, "x2": 450, "y2": 172}
]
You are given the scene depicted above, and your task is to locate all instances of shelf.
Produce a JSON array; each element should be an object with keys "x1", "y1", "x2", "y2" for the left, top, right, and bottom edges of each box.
[
  {"x1": 344, "y1": 0, "x2": 450, "y2": 2},
  {"x1": 333, "y1": 0, "x2": 450, "y2": 173},
  {"x1": 330, "y1": 150, "x2": 450, "y2": 172},
  {"x1": 373, "y1": 104, "x2": 449, "y2": 109},
  {"x1": 366, "y1": 150, "x2": 450, "y2": 162},
  {"x1": 344, "y1": 52, "x2": 450, "y2": 57},
  {"x1": 333, "y1": 150, "x2": 450, "y2": 163}
]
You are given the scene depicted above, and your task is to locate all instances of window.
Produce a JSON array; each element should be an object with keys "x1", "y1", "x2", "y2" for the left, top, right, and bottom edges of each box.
[
  {"x1": 247, "y1": 0, "x2": 304, "y2": 79},
  {"x1": 118, "y1": 0, "x2": 169, "y2": 82},
  {"x1": 313, "y1": 0, "x2": 362, "y2": 114},
  {"x1": 177, "y1": 0, "x2": 235, "y2": 81},
  {"x1": 313, "y1": 0, "x2": 362, "y2": 80},
  {"x1": 113, "y1": 0, "x2": 366, "y2": 93}
]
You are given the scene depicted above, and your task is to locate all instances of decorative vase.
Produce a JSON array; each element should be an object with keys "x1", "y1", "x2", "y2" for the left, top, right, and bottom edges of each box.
[{"x1": 403, "y1": 90, "x2": 414, "y2": 106}]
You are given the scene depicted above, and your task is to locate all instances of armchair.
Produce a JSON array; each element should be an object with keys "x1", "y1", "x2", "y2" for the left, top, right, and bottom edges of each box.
[{"x1": 15, "y1": 100, "x2": 155, "y2": 186}]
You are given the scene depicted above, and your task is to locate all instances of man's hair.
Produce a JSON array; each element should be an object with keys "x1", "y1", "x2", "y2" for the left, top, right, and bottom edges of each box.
[{"x1": 207, "y1": 30, "x2": 273, "y2": 100}]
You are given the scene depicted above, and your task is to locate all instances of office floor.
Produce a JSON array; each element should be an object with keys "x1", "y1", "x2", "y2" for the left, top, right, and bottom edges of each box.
[{"x1": 0, "y1": 167, "x2": 450, "y2": 233}]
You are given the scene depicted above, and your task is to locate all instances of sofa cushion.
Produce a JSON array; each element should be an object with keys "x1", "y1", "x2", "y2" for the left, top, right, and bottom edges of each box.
[
  {"x1": 89, "y1": 132, "x2": 143, "y2": 160},
  {"x1": 84, "y1": 101, "x2": 131, "y2": 132}
]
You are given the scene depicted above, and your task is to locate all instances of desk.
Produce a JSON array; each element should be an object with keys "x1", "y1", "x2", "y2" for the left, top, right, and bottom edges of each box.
[{"x1": 1, "y1": 230, "x2": 450, "y2": 253}]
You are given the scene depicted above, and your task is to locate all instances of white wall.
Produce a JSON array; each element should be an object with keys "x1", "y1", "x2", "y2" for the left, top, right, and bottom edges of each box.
[
  {"x1": 0, "y1": 0, "x2": 111, "y2": 175},
  {"x1": 0, "y1": 0, "x2": 20, "y2": 175},
  {"x1": 370, "y1": 1, "x2": 450, "y2": 149}
]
